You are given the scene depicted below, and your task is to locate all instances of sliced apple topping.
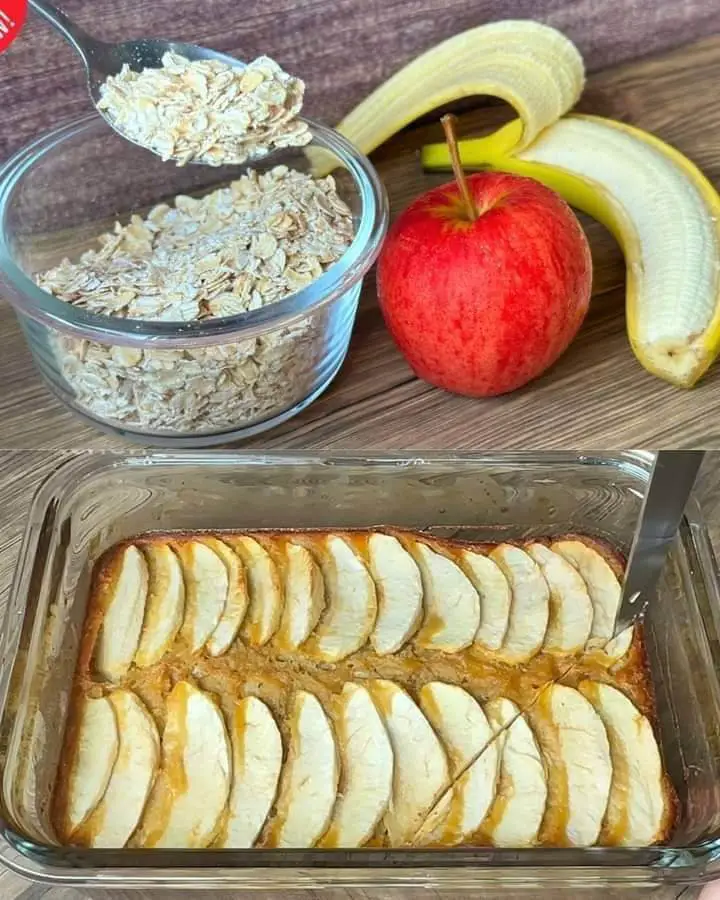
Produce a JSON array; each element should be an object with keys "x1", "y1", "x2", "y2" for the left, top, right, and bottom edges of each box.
[
  {"x1": 95, "y1": 544, "x2": 148, "y2": 681},
  {"x1": 551, "y1": 540, "x2": 617, "y2": 642},
  {"x1": 458, "y1": 550, "x2": 511, "y2": 651},
  {"x1": 321, "y1": 683, "x2": 393, "y2": 848},
  {"x1": 490, "y1": 544, "x2": 549, "y2": 662},
  {"x1": 135, "y1": 544, "x2": 185, "y2": 668},
  {"x1": 304, "y1": 536, "x2": 377, "y2": 662},
  {"x1": 76, "y1": 690, "x2": 160, "y2": 848},
  {"x1": 276, "y1": 541, "x2": 325, "y2": 650},
  {"x1": 139, "y1": 681, "x2": 231, "y2": 848},
  {"x1": 367, "y1": 533, "x2": 423, "y2": 655},
  {"x1": 603, "y1": 627, "x2": 634, "y2": 660},
  {"x1": 265, "y1": 691, "x2": 339, "y2": 848},
  {"x1": 551, "y1": 539, "x2": 633, "y2": 659},
  {"x1": 219, "y1": 696, "x2": 283, "y2": 848},
  {"x1": 409, "y1": 541, "x2": 480, "y2": 652},
  {"x1": 579, "y1": 681, "x2": 668, "y2": 846},
  {"x1": 368, "y1": 679, "x2": 450, "y2": 846},
  {"x1": 532, "y1": 683, "x2": 612, "y2": 846},
  {"x1": 416, "y1": 682, "x2": 499, "y2": 845},
  {"x1": 174, "y1": 541, "x2": 228, "y2": 654},
  {"x1": 227, "y1": 535, "x2": 284, "y2": 646},
  {"x1": 482, "y1": 697, "x2": 547, "y2": 847},
  {"x1": 202, "y1": 537, "x2": 250, "y2": 657},
  {"x1": 62, "y1": 695, "x2": 119, "y2": 840},
  {"x1": 526, "y1": 543, "x2": 593, "y2": 654}
]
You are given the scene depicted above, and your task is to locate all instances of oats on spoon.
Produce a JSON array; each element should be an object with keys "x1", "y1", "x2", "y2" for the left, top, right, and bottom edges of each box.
[{"x1": 98, "y1": 52, "x2": 313, "y2": 167}]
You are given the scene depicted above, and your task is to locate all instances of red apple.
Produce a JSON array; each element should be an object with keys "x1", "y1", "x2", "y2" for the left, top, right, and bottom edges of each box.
[{"x1": 376, "y1": 169, "x2": 592, "y2": 396}]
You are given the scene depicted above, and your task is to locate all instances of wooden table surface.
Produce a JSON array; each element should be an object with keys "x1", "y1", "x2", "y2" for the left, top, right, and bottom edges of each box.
[
  {"x1": 4, "y1": 36, "x2": 720, "y2": 450},
  {"x1": 0, "y1": 448, "x2": 717, "y2": 900}
]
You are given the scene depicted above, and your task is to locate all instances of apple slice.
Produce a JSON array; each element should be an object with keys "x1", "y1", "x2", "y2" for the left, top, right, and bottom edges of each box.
[
  {"x1": 226, "y1": 535, "x2": 284, "y2": 646},
  {"x1": 368, "y1": 679, "x2": 450, "y2": 846},
  {"x1": 367, "y1": 533, "x2": 423, "y2": 655},
  {"x1": 140, "y1": 681, "x2": 231, "y2": 848},
  {"x1": 135, "y1": 544, "x2": 184, "y2": 668},
  {"x1": 174, "y1": 541, "x2": 228, "y2": 654},
  {"x1": 603, "y1": 626, "x2": 634, "y2": 660},
  {"x1": 551, "y1": 539, "x2": 633, "y2": 659},
  {"x1": 579, "y1": 680, "x2": 669, "y2": 846},
  {"x1": 409, "y1": 541, "x2": 480, "y2": 652},
  {"x1": 531, "y1": 683, "x2": 612, "y2": 846},
  {"x1": 321, "y1": 683, "x2": 393, "y2": 848},
  {"x1": 95, "y1": 544, "x2": 148, "y2": 681},
  {"x1": 526, "y1": 543, "x2": 593, "y2": 653},
  {"x1": 458, "y1": 550, "x2": 511, "y2": 651},
  {"x1": 202, "y1": 538, "x2": 250, "y2": 657},
  {"x1": 76, "y1": 690, "x2": 160, "y2": 848},
  {"x1": 219, "y1": 696, "x2": 283, "y2": 848},
  {"x1": 265, "y1": 691, "x2": 339, "y2": 848},
  {"x1": 275, "y1": 542, "x2": 325, "y2": 650},
  {"x1": 62, "y1": 695, "x2": 119, "y2": 840},
  {"x1": 490, "y1": 544, "x2": 549, "y2": 662},
  {"x1": 304, "y1": 535, "x2": 377, "y2": 662},
  {"x1": 416, "y1": 682, "x2": 499, "y2": 845},
  {"x1": 482, "y1": 697, "x2": 547, "y2": 847}
]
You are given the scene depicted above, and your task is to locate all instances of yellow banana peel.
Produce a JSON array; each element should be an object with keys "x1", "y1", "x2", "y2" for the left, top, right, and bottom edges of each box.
[
  {"x1": 336, "y1": 19, "x2": 584, "y2": 156},
  {"x1": 422, "y1": 116, "x2": 720, "y2": 388}
]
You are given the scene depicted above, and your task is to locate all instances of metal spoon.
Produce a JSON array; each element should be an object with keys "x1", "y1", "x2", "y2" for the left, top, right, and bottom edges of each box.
[{"x1": 28, "y1": 0, "x2": 244, "y2": 151}]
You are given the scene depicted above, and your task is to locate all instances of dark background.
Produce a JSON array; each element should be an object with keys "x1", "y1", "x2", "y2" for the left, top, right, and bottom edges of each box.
[{"x1": 2, "y1": 0, "x2": 720, "y2": 161}]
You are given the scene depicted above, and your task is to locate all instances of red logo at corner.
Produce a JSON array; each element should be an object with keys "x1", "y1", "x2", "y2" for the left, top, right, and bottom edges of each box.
[{"x1": 0, "y1": 0, "x2": 27, "y2": 53}]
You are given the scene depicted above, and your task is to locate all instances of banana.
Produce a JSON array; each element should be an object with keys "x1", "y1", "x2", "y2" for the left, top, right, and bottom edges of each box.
[
  {"x1": 336, "y1": 20, "x2": 584, "y2": 157},
  {"x1": 422, "y1": 116, "x2": 720, "y2": 387}
]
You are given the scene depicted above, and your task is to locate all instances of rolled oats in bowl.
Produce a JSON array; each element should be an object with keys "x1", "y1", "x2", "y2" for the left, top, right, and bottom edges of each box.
[
  {"x1": 36, "y1": 167, "x2": 354, "y2": 436},
  {"x1": 1, "y1": 116, "x2": 387, "y2": 446}
]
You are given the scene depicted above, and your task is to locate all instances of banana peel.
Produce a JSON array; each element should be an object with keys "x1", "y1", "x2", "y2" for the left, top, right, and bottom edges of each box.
[
  {"x1": 334, "y1": 16, "x2": 720, "y2": 388},
  {"x1": 421, "y1": 116, "x2": 720, "y2": 388},
  {"x1": 336, "y1": 19, "x2": 584, "y2": 156}
]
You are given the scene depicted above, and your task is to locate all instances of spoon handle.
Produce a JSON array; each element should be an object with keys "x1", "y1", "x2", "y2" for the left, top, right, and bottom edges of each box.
[{"x1": 28, "y1": 0, "x2": 102, "y2": 65}]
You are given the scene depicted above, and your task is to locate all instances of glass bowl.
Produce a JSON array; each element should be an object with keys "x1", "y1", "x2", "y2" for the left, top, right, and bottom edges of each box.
[{"x1": 0, "y1": 115, "x2": 388, "y2": 446}]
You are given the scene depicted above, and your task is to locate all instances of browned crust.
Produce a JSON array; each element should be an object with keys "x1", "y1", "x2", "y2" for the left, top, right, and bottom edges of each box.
[
  {"x1": 50, "y1": 680, "x2": 88, "y2": 842},
  {"x1": 56, "y1": 529, "x2": 676, "y2": 850},
  {"x1": 659, "y1": 769, "x2": 679, "y2": 844}
]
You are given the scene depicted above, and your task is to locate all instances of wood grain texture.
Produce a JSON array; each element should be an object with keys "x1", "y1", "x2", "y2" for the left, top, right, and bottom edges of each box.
[
  {"x1": 4, "y1": 37, "x2": 720, "y2": 449},
  {"x1": 0, "y1": 876, "x2": 700, "y2": 900},
  {"x1": 0, "y1": 448, "x2": 715, "y2": 899}
]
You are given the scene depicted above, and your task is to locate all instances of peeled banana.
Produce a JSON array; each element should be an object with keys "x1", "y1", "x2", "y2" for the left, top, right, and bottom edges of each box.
[
  {"x1": 334, "y1": 16, "x2": 720, "y2": 388},
  {"x1": 422, "y1": 115, "x2": 720, "y2": 388}
]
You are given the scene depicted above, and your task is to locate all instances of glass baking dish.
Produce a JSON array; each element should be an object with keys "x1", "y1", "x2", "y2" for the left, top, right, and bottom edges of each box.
[{"x1": 2, "y1": 451, "x2": 720, "y2": 891}]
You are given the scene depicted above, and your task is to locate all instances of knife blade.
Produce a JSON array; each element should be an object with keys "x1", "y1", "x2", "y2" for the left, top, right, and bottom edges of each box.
[{"x1": 616, "y1": 450, "x2": 704, "y2": 635}]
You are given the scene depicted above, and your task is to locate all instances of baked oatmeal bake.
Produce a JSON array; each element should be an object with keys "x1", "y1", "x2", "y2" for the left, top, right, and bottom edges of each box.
[{"x1": 53, "y1": 529, "x2": 676, "y2": 850}]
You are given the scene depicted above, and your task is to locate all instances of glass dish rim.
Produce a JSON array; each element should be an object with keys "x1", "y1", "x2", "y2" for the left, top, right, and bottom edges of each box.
[
  {"x1": 3, "y1": 449, "x2": 720, "y2": 885},
  {"x1": 0, "y1": 115, "x2": 388, "y2": 348}
]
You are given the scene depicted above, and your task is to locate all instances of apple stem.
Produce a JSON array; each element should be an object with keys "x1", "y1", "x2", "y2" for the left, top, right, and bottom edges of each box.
[{"x1": 441, "y1": 114, "x2": 477, "y2": 221}]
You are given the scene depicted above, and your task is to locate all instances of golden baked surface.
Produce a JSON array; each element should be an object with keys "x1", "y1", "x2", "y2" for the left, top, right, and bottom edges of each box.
[{"x1": 53, "y1": 530, "x2": 677, "y2": 850}]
